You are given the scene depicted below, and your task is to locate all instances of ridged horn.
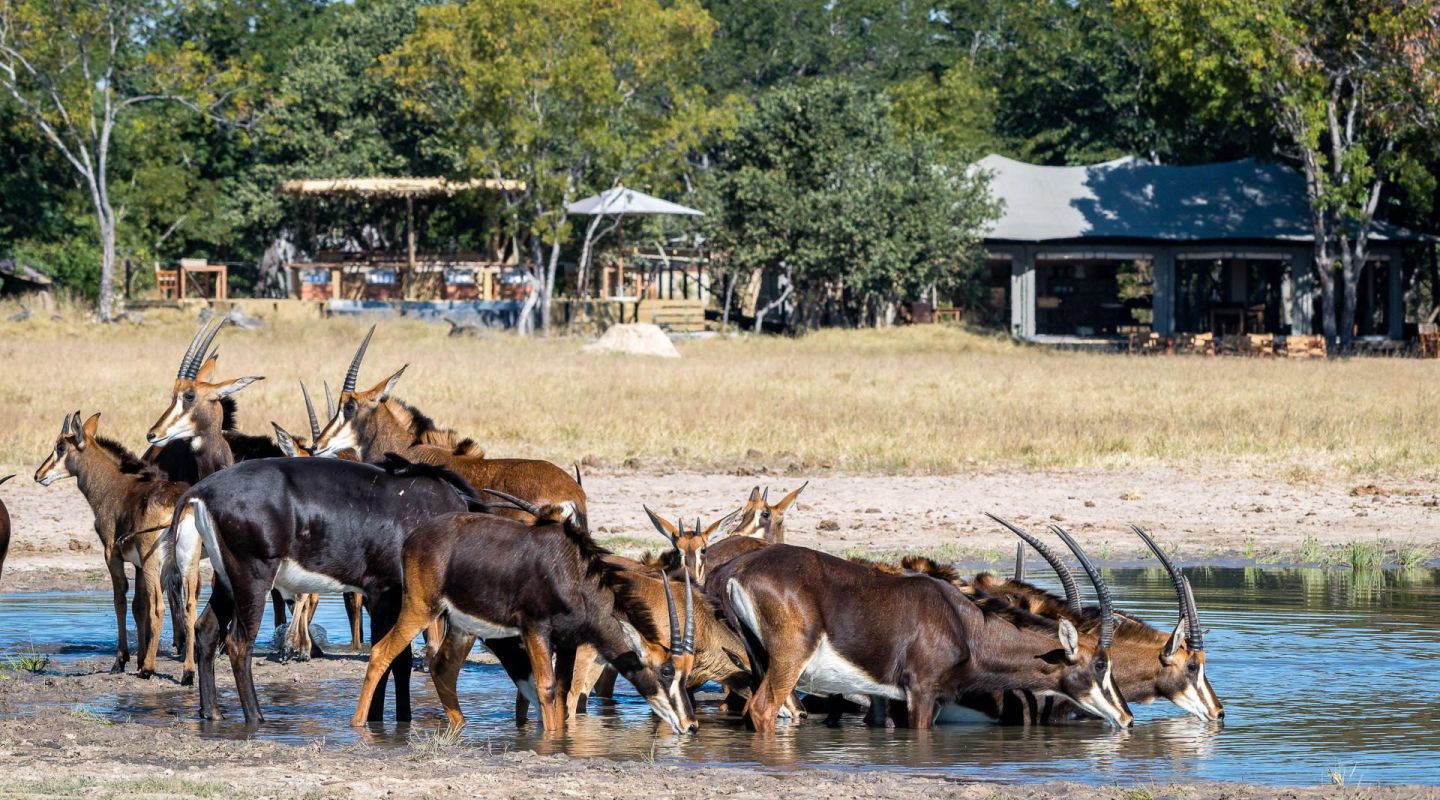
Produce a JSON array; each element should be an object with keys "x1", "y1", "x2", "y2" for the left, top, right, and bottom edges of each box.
[
  {"x1": 481, "y1": 488, "x2": 543, "y2": 519},
  {"x1": 661, "y1": 568, "x2": 682, "y2": 657},
  {"x1": 1014, "y1": 542, "x2": 1025, "y2": 582},
  {"x1": 682, "y1": 563, "x2": 695, "y2": 654},
  {"x1": 1180, "y1": 576, "x2": 1204, "y2": 652},
  {"x1": 176, "y1": 321, "x2": 212, "y2": 379},
  {"x1": 985, "y1": 513, "x2": 1082, "y2": 613},
  {"x1": 1130, "y1": 524, "x2": 1202, "y2": 652},
  {"x1": 184, "y1": 319, "x2": 225, "y2": 380},
  {"x1": 1050, "y1": 525, "x2": 1114, "y2": 649},
  {"x1": 300, "y1": 381, "x2": 320, "y2": 441},
  {"x1": 323, "y1": 381, "x2": 336, "y2": 418},
  {"x1": 343, "y1": 325, "x2": 376, "y2": 393}
]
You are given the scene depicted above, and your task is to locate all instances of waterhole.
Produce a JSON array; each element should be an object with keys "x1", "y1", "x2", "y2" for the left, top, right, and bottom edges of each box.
[{"x1": 2, "y1": 566, "x2": 1436, "y2": 785}]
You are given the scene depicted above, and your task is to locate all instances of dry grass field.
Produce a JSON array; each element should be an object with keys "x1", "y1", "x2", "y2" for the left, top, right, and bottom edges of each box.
[{"x1": 1, "y1": 304, "x2": 1437, "y2": 478}]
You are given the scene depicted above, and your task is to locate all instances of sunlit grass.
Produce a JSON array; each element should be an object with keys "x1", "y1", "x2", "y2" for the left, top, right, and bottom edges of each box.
[{"x1": 2, "y1": 308, "x2": 1439, "y2": 476}]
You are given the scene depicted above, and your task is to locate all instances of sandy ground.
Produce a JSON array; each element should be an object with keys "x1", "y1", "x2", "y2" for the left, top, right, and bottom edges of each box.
[
  {"x1": 3, "y1": 464, "x2": 1437, "y2": 591},
  {"x1": 0, "y1": 665, "x2": 1433, "y2": 800}
]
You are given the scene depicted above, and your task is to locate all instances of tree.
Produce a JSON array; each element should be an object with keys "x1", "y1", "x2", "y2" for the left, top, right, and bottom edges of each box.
[
  {"x1": 0, "y1": 0, "x2": 251, "y2": 320},
  {"x1": 382, "y1": 0, "x2": 725, "y2": 330},
  {"x1": 1125, "y1": 0, "x2": 1440, "y2": 348},
  {"x1": 703, "y1": 80, "x2": 997, "y2": 329}
]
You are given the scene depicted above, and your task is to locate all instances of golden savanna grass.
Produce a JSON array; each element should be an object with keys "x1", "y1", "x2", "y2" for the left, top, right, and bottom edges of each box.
[{"x1": 1, "y1": 307, "x2": 1438, "y2": 476}]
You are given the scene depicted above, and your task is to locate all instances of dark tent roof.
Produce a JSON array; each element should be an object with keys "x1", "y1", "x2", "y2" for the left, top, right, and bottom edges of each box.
[{"x1": 978, "y1": 154, "x2": 1428, "y2": 244}]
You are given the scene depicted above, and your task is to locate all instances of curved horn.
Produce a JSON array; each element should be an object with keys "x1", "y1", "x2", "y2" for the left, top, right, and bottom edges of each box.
[
  {"x1": 481, "y1": 488, "x2": 543, "y2": 518},
  {"x1": 176, "y1": 321, "x2": 212, "y2": 379},
  {"x1": 1180, "y1": 576, "x2": 1204, "y2": 652},
  {"x1": 184, "y1": 319, "x2": 226, "y2": 380},
  {"x1": 1014, "y1": 542, "x2": 1025, "y2": 582},
  {"x1": 682, "y1": 563, "x2": 695, "y2": 654},
  {"x1": 1050, "y1": 525, "x2": 1113, "y2": 649},
  {"x1": 300, "y1": 381, "x2": 320, "y2": 441},
  {"x1": 343, "y1": 325, "x2": 376, "y2": 393},
  {"x1": 323, "y1": 381, "x2": 336, "y2": 419},
  {"x1": 660, "y1": 569, "x2": 682, "y2": 657},
  {"x1": 0, "y1": 474, "x2": 14, "y2": 486},
  {"x1": 1130, "y1": 524, "x2": 1201, "y2": 652},
  {"x1": 985, "y1": 513, "x2": 1082, "y2": 613}
]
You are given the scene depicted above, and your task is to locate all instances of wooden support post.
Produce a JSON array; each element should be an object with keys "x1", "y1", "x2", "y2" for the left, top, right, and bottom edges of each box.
[{"x1": 405, "y1": 196, "x2": 416, "y2": 298}]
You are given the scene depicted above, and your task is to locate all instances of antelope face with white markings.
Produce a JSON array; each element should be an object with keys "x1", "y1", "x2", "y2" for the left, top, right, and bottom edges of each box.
[
  {"x1": 146, "y1": 321, "x2": 262, "y2": 449},
  {"x1": 731, "y1": 482, "x2": 807, "y2": 543}
]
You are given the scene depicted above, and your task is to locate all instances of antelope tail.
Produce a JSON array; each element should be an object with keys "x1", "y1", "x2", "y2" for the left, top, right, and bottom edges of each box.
[{"x1": 176, "y1": 498, "x2": 227, "y2": 589}]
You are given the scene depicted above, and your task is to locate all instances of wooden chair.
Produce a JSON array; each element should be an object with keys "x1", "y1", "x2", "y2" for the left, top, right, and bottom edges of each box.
[{"x1": 155, "y1": 266, "x2": 179, "y2": 300}]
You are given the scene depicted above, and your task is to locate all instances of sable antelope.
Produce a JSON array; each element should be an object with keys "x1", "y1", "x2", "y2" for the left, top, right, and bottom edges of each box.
[
  {"x1": 351, "y1": 492, "x2": 697, "y2": 735},
  {"x1": 973, "y1": 517, "x2": 1222, "y2": 722},
  {"x1": 731, "y1": 483, "x2": 807, "y2": 543},
  {"x1": 0, "y1": 474, "x2": 14, "y2": 583},
  {"x1": 149, "y1": 329, "x2": 359, "y2": 678},
  {"x1": 567, "y1": 562, "x2": 752, "y2": 714},
  {"x1": 269, "y1": 382, "x2": 368, "y2": 659},
  {"x1": 168, "y1": 455, "x2": 476, "y2": 723},
  {"x1": 713, "y1": 542, "x2": 1133, "y2": 733},
  {"x1": 638, "y1": 507, "x2": 742, "y2": 584},
  {"x1": 35, "y1": 413, "x2": 186, "y2": 677},
  {"x1": 144, "y1": 320, "x2": 274, "y2": 478},
  {"x1": 311, "y1": 327, "x2": 587, "y2": 525}
]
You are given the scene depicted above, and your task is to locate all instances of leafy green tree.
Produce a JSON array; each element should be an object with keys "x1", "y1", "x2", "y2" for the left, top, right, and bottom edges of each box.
[
  {"x1": 383, "y1": 0, "x2": 725, "y2": 330},
  {"x1": 704, "y1": 79, "x2": 997, "y2": 329},
  {"x1": 1125, "y1": 0, "x2": 1440, "y2": 348},
  {"x1": 0, "y1": 0, "x2": 253, "y2": 320}
]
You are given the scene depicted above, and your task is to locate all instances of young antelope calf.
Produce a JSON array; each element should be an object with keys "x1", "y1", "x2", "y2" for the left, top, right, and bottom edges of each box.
[{"x1": 35, "y1": 413, "x2": 186, "y2": 677}]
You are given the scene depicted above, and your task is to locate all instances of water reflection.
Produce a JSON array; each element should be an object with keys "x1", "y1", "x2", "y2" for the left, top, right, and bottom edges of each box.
[{"x1": 1, "y1": 566, "x2": 1437, "y2": 785}]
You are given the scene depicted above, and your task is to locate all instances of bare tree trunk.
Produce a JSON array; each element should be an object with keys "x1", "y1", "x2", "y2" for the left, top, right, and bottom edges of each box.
[
  {"x1": 1315, "y1": 242, "x2": 1338, "y2": 348},
  {"x1": 722, "y1": 268, "x2": 735, "y2": 331},
  {"x1": 543, "y1": 239, "x2": 561, "y2": 333},
  {"x1": 97, "y1": 207, "x2": 117, "y2": 322}
]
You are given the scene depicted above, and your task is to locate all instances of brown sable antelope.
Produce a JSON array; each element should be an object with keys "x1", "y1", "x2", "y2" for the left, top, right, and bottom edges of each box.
[
  {"x1": 144, "y1": 320, "x2": 274, "y2": 479},
  {"x1": 730, "y1": 483, "x2": 807, "y2": 543},
  {"x1": 637, "y1": 507, "x2": 742, "y2": 584},
  {"x1": 350, "y1": 490, "x2": 697, "y2": 735},
  {"x1": 566, "y1": 560, "x2": 752, "y2": 715},
  {"x1": 35, "y1": 413, "x2": 186, "y2": 677},
  {"x1": 311, "y1": 326, "x2": 587, "y2": 525},
  {"x1": 971, "y1": 517, "x2": 1223, "y2": 722},
  {"x1": 712, "y1": 542, "x2": 1134, "y2": 734},
  {"x1": 0, "y1": 474, "x2": 14, "y2": 583}
]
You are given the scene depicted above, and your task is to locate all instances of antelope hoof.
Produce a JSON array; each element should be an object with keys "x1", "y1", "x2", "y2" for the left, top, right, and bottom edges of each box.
[
  {"x1": 108, "y1": 659, "x2": 126, "y2": 674},
  {"x1": 137, "y1": 668, "x2": 154, "y2": 680},
  {"x1": 180, "y1": 670, "x2": 195, "y2": 687},
  {"x1": 350, "y1": 711, "x2": 369, "y2": 728}
]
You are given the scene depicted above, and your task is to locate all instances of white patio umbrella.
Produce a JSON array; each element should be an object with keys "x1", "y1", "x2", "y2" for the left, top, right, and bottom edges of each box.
[{"x1": 566, "y1": 186, "x2": 702, "y2": 300}]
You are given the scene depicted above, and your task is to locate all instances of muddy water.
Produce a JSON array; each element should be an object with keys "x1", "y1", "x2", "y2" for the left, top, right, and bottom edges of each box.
[{"x1": 2, "y1": 566, "x2": 1437, "y2": 785}]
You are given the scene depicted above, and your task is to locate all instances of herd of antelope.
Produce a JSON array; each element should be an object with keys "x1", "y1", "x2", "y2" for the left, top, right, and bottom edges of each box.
[{"x1": 19, "y1": 320, "x2": 1223, "y2": 740}]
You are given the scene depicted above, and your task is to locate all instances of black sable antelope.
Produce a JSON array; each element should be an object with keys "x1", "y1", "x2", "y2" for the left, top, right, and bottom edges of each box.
[
  {"x1": 351, "y1": 492, "x2": 696, "y2": 735},
  {"x1": 311, "y1": 327, "x2": 587, "y2": 525},
  {"x1": 167, "y1": 455, "x2": 476, "y2": 723},
  {"x1": 0, "y1": 474, "x2": 15, "y2": 584},
  {"x1": 713, "y1": 542, "x2": 1134, "y2": 734}
]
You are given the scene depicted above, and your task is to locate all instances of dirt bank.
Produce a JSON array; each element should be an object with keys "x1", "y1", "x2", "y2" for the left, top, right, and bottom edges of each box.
[{"x1": 3, "y1": 465, "x2": 1436, "y2": 592}]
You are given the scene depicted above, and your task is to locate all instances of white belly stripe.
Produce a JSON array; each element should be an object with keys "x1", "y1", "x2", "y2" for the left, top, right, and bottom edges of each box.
[
  {"x1": 440, "y1": 599, "x2": 520, "y2": 640},
  {"x1": 273, "y1": 559, "x2": 362, "y2": 596}
]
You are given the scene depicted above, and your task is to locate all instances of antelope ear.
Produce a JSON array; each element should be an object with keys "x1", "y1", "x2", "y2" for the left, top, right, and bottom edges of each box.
[
  {"x1": 748, "y1": 486, "x2": 762, "y2": 502},
  {"x1": 1058, "y1": 619, "x2": 1080, "y2": 662},
  {"x1": 703, "y1": 506, "x2": 744, "y2": 543},
  {"x1": 773, "y1": 480, "x2": 808, "y2": 513},
  {"x1": 1161, "y1": 618, "x2": 1186, "y2": 664},
  {"x1": 195, "y1": 351, "x2": 220, "y2": 383},
  {"x1": 73, "y1": 411, "x2": 88, "y2": 449},
  {"x1": 372, "y1": 365, "x2": 407, "y2": 402},
  {"x1": 271, "y1": 422, "x2": 299, "y2": 457},
  {"x1": 214, "y1": 376, "x2": 263, "y2": 398},
  {"x1": 644, "y1": 505, "x2": 680, "y2": 544}
]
